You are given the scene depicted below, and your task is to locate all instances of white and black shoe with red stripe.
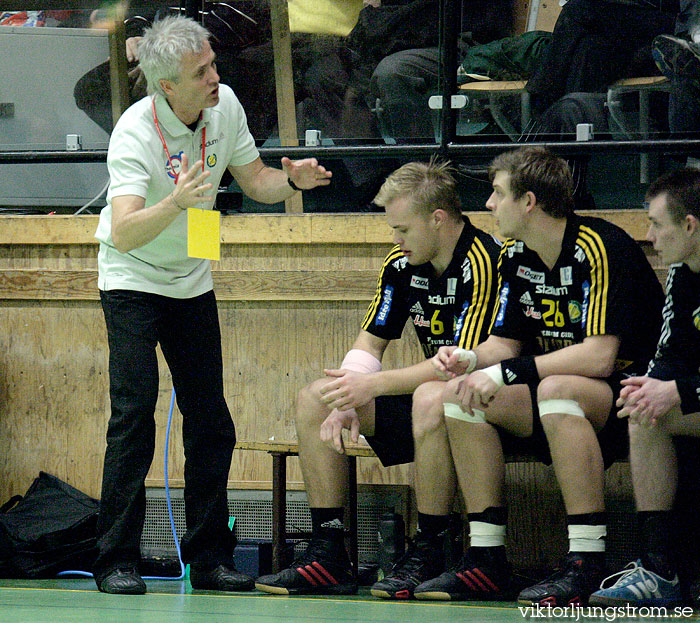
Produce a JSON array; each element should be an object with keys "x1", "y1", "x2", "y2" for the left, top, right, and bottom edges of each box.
[
  {"x1": 413, "y1": 547, "x2": 515, "y2": 601},
  {"x1": 255, "y1": 538, "x2": 357, "y2": 595}
]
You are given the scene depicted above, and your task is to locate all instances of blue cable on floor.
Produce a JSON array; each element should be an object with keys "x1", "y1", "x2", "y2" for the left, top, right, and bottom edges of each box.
[{"x1": 58, "y1": 388, "x2": 185, "y2": 581}]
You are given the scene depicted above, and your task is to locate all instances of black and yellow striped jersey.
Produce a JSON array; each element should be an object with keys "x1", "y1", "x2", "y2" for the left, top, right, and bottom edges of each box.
[
  {"x1": 362, "y1": 218, "x2": 501, "y2": 358},
  {"x1": 490, "y1": 214, "x2": 663, "y2": 374},
  {"x1": 647, "y1": 262, "x2": 700, "y2": 414}
]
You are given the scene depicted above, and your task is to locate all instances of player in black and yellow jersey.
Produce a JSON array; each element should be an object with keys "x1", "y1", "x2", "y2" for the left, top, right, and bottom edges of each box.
[
  {"x1": 590, "y1": 168, "x2": 700, "y2": 609},
  {"x1": 255, "y1": 160, "x2": 501, "y2": 597},
  {"x1": 420, "y1": 147, "x2": 664, "y2": 605}
]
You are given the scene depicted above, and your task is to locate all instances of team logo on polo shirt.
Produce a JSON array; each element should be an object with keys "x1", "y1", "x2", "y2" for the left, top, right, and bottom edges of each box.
[
  {"x1": 207, "y1": 154, "x2": 217, "y2": 168},
  {"x1": 165, "y1": 151, "x2": 184, "y2": 179}
]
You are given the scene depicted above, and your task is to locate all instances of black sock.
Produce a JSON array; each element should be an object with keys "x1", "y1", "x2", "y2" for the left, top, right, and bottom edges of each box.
[
  {"x1": 417, "y1": 512, "x2": 450, "y2": 544},
  {"x1": 467, "y1": 506, "x2": 508, "y2": 526},
  {"x1": 638, "y1": 511, "x2": 676, "y2": 580},
  {"x1": 310, "y1": 507, "x2": 345, "y2": 542}
]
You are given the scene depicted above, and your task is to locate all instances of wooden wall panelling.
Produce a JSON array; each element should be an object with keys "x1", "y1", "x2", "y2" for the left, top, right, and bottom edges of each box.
[
  {"x1": 0, "y1": 213, "x2": 648, "y2": 509},
  {"x1": 0, "y1": 300, "x2": 108, "y2": 499}
]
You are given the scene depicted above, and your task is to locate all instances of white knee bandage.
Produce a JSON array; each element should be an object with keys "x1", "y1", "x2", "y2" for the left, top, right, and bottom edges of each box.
[
  {"x1": 444, "y1": 402, "x2": 486, "y2": 423},
  {"x1": 538, "y1": 398, "x2": 586, "y2": 418}
]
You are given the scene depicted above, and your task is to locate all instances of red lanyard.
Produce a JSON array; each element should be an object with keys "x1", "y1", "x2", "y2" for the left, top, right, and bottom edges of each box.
[{"x1": 151, "y1": 96, "x2": 206, "y2": 184}]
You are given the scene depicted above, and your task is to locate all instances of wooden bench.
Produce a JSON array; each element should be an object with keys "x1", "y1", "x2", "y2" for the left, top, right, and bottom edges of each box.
[
  {"x1": 236, "y1": 439, "x2": 547, "y2": 574},
  {"x1": 236, "y1": 439, "x2": 378, "y2": 574}
]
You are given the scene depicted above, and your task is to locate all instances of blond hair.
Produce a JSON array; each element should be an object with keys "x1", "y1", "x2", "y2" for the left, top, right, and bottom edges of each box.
[{"x1": 374, "y1": 158, "x2": 462, "y2": 219}]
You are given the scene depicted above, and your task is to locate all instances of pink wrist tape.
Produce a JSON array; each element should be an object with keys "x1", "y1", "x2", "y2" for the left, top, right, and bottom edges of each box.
[{"x1": 341, "y1": 349, "x2": 382, "y2": 374}]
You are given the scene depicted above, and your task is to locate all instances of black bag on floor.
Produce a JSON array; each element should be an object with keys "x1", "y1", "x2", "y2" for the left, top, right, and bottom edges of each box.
[{"x1": 0, "y1": 472, "x2": 99, "y2": 578}]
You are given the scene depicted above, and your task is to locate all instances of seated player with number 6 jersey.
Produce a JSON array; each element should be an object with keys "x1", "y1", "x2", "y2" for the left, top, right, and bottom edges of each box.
[
  {"x1": 255, "y1": 159, "x2": 501, "y2": 597},
  {"x1": 419, "y1": 147, "x2": 664, "y2": 606}
]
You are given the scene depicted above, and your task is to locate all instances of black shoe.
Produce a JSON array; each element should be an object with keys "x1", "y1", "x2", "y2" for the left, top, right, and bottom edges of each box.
[
  {"x1": 370, "y1": 536, "x2": 444, "y2": 599},
  {"x1": 255, "y1": 538, "x2": 357, "y2": 595},
  {"x1": 413, "y1": 547, "x2": 514, "y2": 601},
  {"x1": 653, "y1": 34, "x2": 700, "y2": 81},
  {"x1": 190, "y1": 563, "x2": 255, "y2": 592},
  {"x1": 688, "y1": 573, "x2": 700, "y2": 609},
  {"x1": 97, "y1": 567, "x2": 147, "y2": 595},
  {"x1": 517, "y1": 552, "x2": 606, "y2": 606}
]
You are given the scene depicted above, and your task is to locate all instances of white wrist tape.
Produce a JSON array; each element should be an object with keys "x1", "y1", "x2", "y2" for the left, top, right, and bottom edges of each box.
[
  {"x1": 444, "y1": 402, "x2": 486, "y2": 423},
  {"x1": 341, "y1": 349, "x2": 382, "y2": 374},
  {"x1": 538, "y1": 399, "x2": 586, "y2": 418},
  {"x1": 481, "y1": 364, "x2": 504, "y2": 388},
  {"x1": 453, "y1": 348, "x2": 477, "y2": 373}
]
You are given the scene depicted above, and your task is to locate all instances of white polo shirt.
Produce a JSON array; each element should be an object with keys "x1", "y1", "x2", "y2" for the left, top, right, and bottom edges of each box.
[{"x1": 95, "y1": 84, "x2": 259, "y2": 298}]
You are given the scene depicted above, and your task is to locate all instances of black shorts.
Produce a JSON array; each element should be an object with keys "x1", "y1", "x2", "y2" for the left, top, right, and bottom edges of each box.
[
  {"x1": 494, "y1": 372, "x2": 629, "y2": 468},
  {"x1": 363, "y1": 394, "x2": 414, "y2": 467}
]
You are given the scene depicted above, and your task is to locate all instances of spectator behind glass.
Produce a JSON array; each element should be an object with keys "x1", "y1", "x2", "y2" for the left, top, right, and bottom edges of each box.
[
  {"x1": 652, "y1": 0, "x2": 700, "y2": 137},
  {"x1": 526, "y1": 0, "x2": 678, "y2": 117}
]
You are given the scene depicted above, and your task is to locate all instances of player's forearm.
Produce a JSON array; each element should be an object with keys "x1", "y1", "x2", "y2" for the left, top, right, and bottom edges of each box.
[
  {"x1": 472, "y1": 337, "x2": 521, "y2": 370},
  {"x1": 534, "y1": 339, "x2": 618, "y2": 380},
  {"x1": 371, "y1": 359, "x2": 441, "y2": 396},
  {"x1": 111, "y1": 193, "x2": 182, "y2": 253},
  {"x1": 240, "y1": 165, "x2": 296, "y2": 204}
]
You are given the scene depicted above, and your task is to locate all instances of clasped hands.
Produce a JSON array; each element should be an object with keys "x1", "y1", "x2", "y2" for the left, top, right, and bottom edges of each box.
[
  {"x1": 432, "y1": 345, "x2": 499, "y2": 415},
  {"x1": 616, "y1": 376, "x2": 680, "y2": 427}
]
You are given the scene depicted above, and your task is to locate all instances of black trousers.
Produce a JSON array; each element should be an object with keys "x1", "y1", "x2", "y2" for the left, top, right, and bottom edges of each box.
[{"x1": 94, "y1": 289, "x2": 236, "y2": 579}]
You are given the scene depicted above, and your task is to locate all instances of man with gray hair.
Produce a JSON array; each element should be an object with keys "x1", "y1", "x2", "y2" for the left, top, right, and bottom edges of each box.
[{"x1": 93, "y1": 15, "x2": 331, "y2": 595}]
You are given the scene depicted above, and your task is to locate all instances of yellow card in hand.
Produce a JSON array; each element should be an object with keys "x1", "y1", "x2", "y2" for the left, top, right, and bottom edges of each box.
[{"x1": 187, "y1": 208, "x2": 220, "y2": 261}]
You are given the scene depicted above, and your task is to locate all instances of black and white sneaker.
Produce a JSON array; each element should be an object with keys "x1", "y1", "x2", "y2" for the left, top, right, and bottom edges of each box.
[
  {"x1": 255, "y1": 538, "x2": 357, "y2": 595},
  {"x1": 518, "y1": 552, "x2": 606, "y2": 606},
  {"x1": 370, "y1": 536, "x2": 444, "y2": 599}
]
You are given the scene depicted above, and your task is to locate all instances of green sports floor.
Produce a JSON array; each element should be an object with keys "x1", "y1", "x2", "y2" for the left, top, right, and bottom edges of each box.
[{"x1": 2, "y1": 578, "x2": 699, "y2": 623}]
